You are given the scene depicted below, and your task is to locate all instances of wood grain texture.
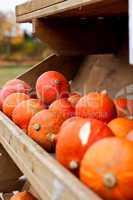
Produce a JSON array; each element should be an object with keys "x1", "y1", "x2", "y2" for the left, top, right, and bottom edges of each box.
[
  {"x1": 0, "y1": 145, "x2": 22, "y2": 193},
  {"x1": 0, "y1": 112, "x2": 101, "y2": 200},
  {"x1": 16, "y1": 0, "x2": 65, "y2": 16},
  {"x1": 16, "y1": 0, "x2": 127, "y2": 23}
]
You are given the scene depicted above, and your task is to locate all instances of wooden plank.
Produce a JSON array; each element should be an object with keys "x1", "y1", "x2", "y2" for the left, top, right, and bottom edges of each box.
[
  {"x1": 17, "y1": 54, "x2": 83, "y2": 88},
  {"x1": 0, "y1": 145, "x2": 22, "y2": 193},
  {"x1": 16, "y1": 0, "x2": 65, "y2": 16},
  {"x1": 0, "y1": 112, "x2": 101, "y2": 200},
  {"x1": 16, "y1": 0, "x2": 127, "y2": 23}
]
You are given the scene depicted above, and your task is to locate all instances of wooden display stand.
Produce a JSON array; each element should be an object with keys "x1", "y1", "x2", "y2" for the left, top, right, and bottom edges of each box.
[{"x1": 0, "y1": 1, "x2": 132, "y2": 200}]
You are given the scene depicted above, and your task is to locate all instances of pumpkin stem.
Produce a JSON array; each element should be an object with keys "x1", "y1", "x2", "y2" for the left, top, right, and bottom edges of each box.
[
  {"x1": 103, "y1": 173, "x2": 117, "y2": 188},
  {"x1": 33, "y1": 124, "x2": 41, "y2": 131},
  {"x1": 101, "y1": 90, "x2": 107, "y2": 95},
  {"x1": 55, "y1": 80, "x2": 61, "y2": 85},
  {"x1": 47, "y1": 133, "x2": 56, "y2": 142},
  {"x1": 69, "y1": 160, "x2": 79, "y2": 170}
]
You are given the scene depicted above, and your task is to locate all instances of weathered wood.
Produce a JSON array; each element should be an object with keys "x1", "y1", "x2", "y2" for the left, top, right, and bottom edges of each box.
[
  {"x1": 16, "y1": 0, "x2": 65, "y2": 17},
  {"x1": 17, "y1": 54, "x2": 83, "y2": 88},
  {"x1": 0, "y1": 112, "x2": 101, "y2": 200},
  {"x1": 0, "y1": 145, "x2": 22, "y2": 193},
  {"x1": 16, "y1": 0, "x2": 127, "y2": 23},
  {"x1": 32, "y1": 17, "x2": 127, "y2": 56}
]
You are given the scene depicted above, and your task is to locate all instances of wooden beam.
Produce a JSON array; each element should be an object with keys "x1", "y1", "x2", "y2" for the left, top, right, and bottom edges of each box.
[
  {"x1": 16, "y1": 0, "x2": 127, "y2": 23},
  {"x1": 32, "y1": 17, "x2": 127, "y2": 56},
  {"x1": 0, "y1": 112, "x2": 101, "y2": 200}
]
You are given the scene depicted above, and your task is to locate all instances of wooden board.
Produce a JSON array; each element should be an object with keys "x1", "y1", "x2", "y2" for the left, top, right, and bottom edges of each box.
[
  {"x1": 0, "y1": 112, "x2": 101, "y2": 200},
  {"x1": 16, "y1": 0, "x2": 65, "y2": 16},
  {"x1": 16, "y1": 0, "x2": 128, "y2": 23}
]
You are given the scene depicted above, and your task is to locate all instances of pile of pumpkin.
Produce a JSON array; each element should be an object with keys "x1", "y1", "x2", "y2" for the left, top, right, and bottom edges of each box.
[{"x1": 1, "y1": 71, "x2": 133, "y2": 200}]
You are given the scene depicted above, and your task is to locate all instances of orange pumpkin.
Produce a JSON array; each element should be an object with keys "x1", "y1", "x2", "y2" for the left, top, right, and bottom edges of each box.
[
  {"x1": 28, "y1": 109, "x2": 63, "y2": 152},
  {"x1": 127, "y1": 130, "x2": 133, "y2": 141},
  {"x1": 49, "y1": 99, "x2": 75, "y2": 121},
  {"x1": 80, "y1": 137, "x2": 133, "y2": 200},
  {"x1": 68, "y1": 92, "x2": 81, "y2": 106},
  {"x1": 56, "y1": 117, "x2": 113, "y2": 173},
  {"x1": 2, "y1": 93, "x2": 30, "y2": 118},
  {"x1": 36, "y1": 71, "x2": 70, "y2": 104},
  {"x1": 12, "y1": 99, "x2": 44, "y2": 131},
  {"x1": 114, "y1": 98, "x2": 127, "y2": 117},
  {"x1": 108, "y1": 117, "x2": 133, "y2": 138},
  {"x1": 76, "y1": 91, "x2": 117, "y2": 123},
  {"x1": 10, "y1": 192, "x2": 37, "y2": 200}
]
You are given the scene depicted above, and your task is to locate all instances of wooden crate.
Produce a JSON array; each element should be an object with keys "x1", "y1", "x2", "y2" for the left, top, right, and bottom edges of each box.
[{"x1": 0, "y1": 1, "x2": 132, "y2": 200}]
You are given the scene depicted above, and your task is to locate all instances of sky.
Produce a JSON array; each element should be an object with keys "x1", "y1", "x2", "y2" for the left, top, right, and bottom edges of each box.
[{"x1": 0, "y1": 0, "x2": 32, "y2": 32}]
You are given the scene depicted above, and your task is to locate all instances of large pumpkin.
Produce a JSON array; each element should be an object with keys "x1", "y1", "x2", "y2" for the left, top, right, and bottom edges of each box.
[
  {"x1": 36, "y1": 71, "x2": 70, "y2": 104},
  {"x1": 2, "y1": 93, "x2": 30, "y2": 118},
  {"x1": 49, "y1": 99, "x2": 75, "y2": 121},
  {"x1": 10, "y1": 192, "x2": 37, "y2": 200},
  {"x1": 108, "y1": 117, "x2": 133, "y2": 138},
  {"x1": 56, "y1": 117, "x2": 113, "y2": 173},
  {"x1": 80, "y1": 137, "x2": 133, "y2": 200},
  {"x1": 76, "y1": 91, "x2": 117, "y2": 123},
  {"x1": 28, "y1": 109, "x2": 63, "y2": 152},
  {"x1": 12, "y1": 99, "x2": 44, "y2": 131}
]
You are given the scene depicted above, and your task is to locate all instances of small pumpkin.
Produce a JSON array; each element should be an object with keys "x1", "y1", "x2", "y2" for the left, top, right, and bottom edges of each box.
[
  {"x1": 76, "y1": 91, "x2": 117, "y2": 123},
  {"x1": 12, "y1": 99, "x2": 45, "y2": 131},
  {"x1": 2, "y1": 93, "x2": 30, "y2": 118},
  {"x1": 108, "y1": 117, "x2": 133, "y2": 138},
  {"x1": 49, "y1": 99, "x2": 75, "y2": 122},
  {"x1": 56, "y1": 117, "x2": 113, "y2": 174},
  {"x1": 80, "y1": 137, "x2": 133, "y2": 200},
  {"x1": 36, "y1": 71, "x2": 70, "y2": 104},
  {"x1": 68, "y1": 92, "x2": 81, "y2": 106},
  {"x1": 28, "y1": 109, "x2": 63, "y2": 152}
]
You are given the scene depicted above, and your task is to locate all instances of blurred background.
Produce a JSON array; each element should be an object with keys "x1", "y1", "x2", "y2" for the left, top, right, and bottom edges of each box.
[{"x1": 0, "y1": 0, "x2": 50, "y2": 87}]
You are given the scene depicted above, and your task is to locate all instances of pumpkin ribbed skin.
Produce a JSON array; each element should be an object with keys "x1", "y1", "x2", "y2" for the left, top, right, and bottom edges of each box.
[
  {"x1": 49, "y1": 99, "x2": 75, "y2": 121},
  {"x1": 12, "y1": 99, "x2": 44, "y2": 131},
  {"x1": 76, "y1": 92, "x2": 117, "y2": 123},
  {"x1": 36, "y1": 71, "x2": 70, "y2": 104},
  {"x1": 28, "y1": 109, "x2": 63, "y2": 152},
  {"x1": 68, "y1": 93, "x2": 81, "y2": 106},
  {"x1": 10, "y1": 192, "x2": 37, "y2": 200},
  {"x1": 56, "y1": 117, "x2": 113, "y2": 173},
  {"x1": 108, "y1": 117, "x2": 133, "y2": 138},
  {"x1": 2, "y1": 93, "x2": 30, "y2": 118},
  {"x1": 80, "y1": 137, "x2": 133, "y2": 200}
]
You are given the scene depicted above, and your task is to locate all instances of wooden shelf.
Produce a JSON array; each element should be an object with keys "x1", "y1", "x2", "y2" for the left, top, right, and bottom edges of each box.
[{"x1": 16, "y1": 0, "x2": 128, "y2": 23}]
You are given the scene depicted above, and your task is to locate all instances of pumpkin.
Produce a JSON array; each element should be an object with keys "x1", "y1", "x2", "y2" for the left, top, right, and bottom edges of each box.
[
  {"x1": 114, "y1": 98, "x2": 127, "y2": 117},
  {"x1": 28, "y1": 109, "x2": 63, "y2": 152},
  {"x1": 36, "y1": 71, "x2": 70, "y2": 104},
  {"x1": 56, "y1": 117, "x2": 113, "y2": 173},
  {"x1": 80, "y1": 137, "x2": 133, "y2": 200},
  {"x1": 5, "y1": 79, "x2": 31, "y2": 91},
  {"x1": 2, "y1": 93, "x2": 30, "y2": 118},
  {"x1": 12, "y1": 99, "x2": 44, "y2": 131},
  {"x1": 68, "y1": 92, "x2": 81, "y2": 106},
  {"x1": 108, "y1": 117, "x2": 133, "y2": 138},
  {"x1": 10, "y1": 192, "x2": 37, "y2": 200},
  {"x1": 49, "y1": 99, "x2": 75, "y2": 122},
  {"x1": 76, "y1": 91, "x2": 117, "y2": 123}
]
